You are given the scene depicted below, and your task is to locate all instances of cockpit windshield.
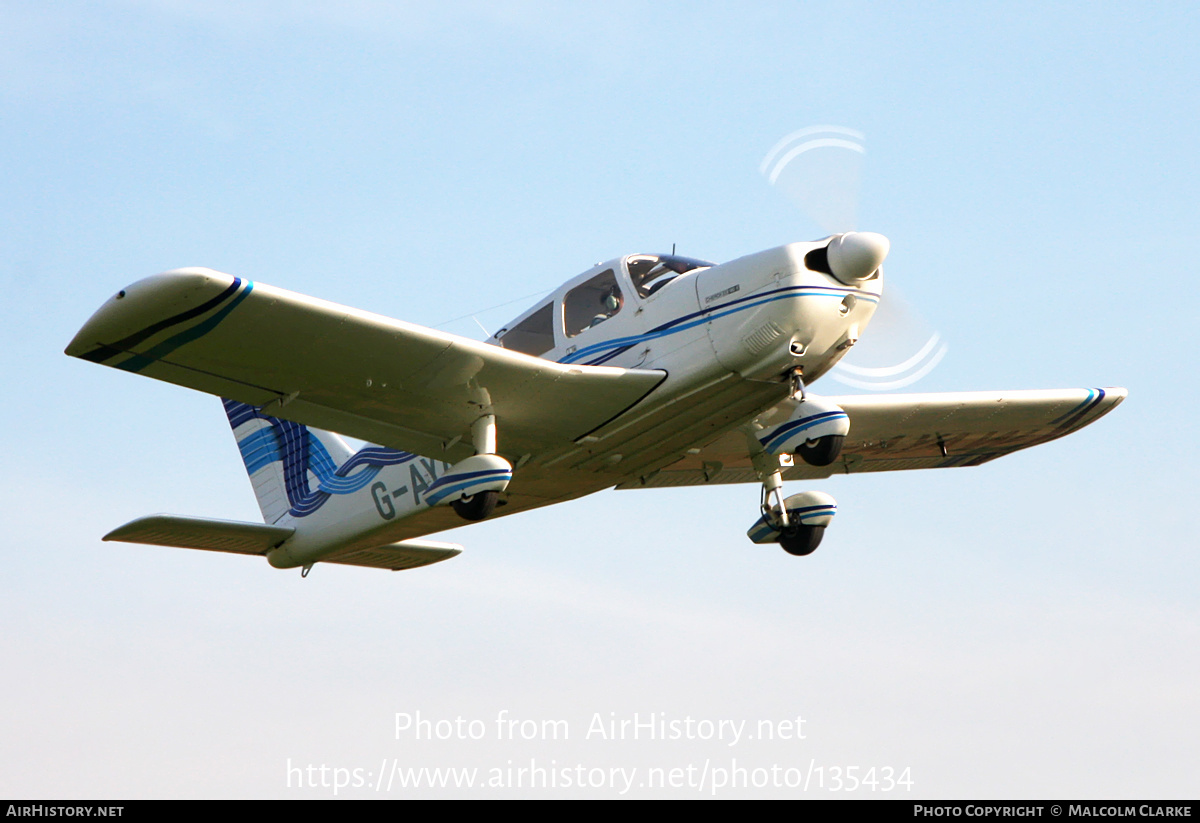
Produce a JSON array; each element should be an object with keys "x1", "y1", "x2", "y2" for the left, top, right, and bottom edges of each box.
[{"x1": 625, "y1": 254, "x2": 716, "y2": 298}]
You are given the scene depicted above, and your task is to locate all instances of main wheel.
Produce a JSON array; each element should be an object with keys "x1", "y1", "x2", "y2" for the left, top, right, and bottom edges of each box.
[
  {"x1": 778, "y1": 524, "x2": 824, "y2": 556},
  {"x1": 452, "y1": 490, "x2": 499, "y2": 521},
  {"x1": 796, "y1": 434, "x2": 844, "y2": 467}
]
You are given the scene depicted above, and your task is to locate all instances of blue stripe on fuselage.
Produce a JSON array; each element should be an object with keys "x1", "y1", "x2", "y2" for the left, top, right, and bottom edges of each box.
[{"x1": 559, "y1": 284, "x2": 878, "y2": 366}]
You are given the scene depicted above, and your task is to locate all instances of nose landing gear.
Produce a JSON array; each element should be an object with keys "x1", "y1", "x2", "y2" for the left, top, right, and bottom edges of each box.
[
  {"x1": 746, "y1": 488, "x2": 838, "y2": 556},
  {"x1": 747, "y1": 433, "x2": 838, "y2": 557}
]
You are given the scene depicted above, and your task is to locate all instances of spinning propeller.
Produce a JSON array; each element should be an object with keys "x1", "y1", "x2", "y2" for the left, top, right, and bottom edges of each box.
[{"x1": 761, "y1": 126, "x2": 947, "y2": 390}]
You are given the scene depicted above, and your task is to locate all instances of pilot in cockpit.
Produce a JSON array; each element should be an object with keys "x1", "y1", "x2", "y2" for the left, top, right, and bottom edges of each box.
[{"x1": 590, "y1": 286, "x2": 622, "y2": 329}]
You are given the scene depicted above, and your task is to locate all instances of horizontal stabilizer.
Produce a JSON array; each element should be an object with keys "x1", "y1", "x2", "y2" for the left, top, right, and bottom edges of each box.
[
  {"x1": 324, "y1": 539, "x2": 462, "y2": 571},
  {"x1": 103, "y1": 514, "x2": 461, "y2": 571},
  {"x1": 104, "y1": 514, "x2": 294, "y2": 555}
]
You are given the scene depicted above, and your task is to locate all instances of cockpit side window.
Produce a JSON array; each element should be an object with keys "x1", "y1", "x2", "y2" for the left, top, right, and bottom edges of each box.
[
  {"x1": 496, "y1": 301, "x2": 555, "y2": 356},
  {"x1": 563, "y1": 269, "x2": 623, "y2": 337},
  {"x1": 626, "y1": 254, "x2": 716, "y2": 298}
]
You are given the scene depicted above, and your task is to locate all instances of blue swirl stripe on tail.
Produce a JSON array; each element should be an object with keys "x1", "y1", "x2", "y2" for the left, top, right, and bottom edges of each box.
[{"x1": 222, "y1": 399, "x2": 415, "y2": 519}]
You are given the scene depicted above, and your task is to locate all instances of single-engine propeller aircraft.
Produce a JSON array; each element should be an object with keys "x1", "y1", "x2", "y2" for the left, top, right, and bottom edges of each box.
[{"x1": 67, "y1": 232, "x2": 1125, "y2": 574}]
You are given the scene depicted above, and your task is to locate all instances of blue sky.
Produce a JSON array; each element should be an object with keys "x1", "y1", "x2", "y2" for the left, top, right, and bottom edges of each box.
[{"x1": 3, "y1": 1, "x2": 1197, "y2": 798}]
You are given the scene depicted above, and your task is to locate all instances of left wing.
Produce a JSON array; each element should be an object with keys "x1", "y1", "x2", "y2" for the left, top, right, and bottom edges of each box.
[
  {"x1": 617, "y1": 387, "x2": 1126, "y2": 489},
  {"x1": 66, "y1": 268, "x2": 666, "y2": 463}
]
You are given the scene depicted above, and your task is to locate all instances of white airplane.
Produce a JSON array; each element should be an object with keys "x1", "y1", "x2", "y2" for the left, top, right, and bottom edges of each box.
[{"x1": 66, "y1": 232, "x2": 1125, "y2": 574}]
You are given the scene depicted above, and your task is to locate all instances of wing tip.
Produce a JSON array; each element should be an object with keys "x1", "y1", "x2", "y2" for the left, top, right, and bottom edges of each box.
[{"x1": 66, "y1": 268, "x2": 241, "y2": 362}]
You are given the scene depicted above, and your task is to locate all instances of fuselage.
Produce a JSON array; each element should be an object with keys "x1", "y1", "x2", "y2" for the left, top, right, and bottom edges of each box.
[
  {"x1": 272, "y1": 242, "x2": 884, "y2": 567},
  {"x1": 488, "y1": 239, "x2": 882, "y2": 404}
]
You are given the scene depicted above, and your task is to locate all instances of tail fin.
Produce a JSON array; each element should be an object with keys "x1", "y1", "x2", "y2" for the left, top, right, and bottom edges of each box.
[
  {"x1": 222, "y1": 398, "x2": 360, "y2": 524},
  {"x1": 99, "y1": 398, "x2": 465, "y2": 573},
  {"x1": 217, "y1": 398, "x2": 503, "y2": 572}
]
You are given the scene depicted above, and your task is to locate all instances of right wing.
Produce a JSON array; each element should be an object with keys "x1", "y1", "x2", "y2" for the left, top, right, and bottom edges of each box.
[
  {"x1": 66, "y1": 268, "x2": 666, "y2": 464},
  {"x1": 618, "y1": 387, "x2": 1127, "y2": 488}
]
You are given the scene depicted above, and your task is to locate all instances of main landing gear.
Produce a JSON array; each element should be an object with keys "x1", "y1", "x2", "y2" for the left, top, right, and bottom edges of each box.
[
  {"x1": 753, "y1": 374, "x2": 850, "y2": 469},
  {"x1": 778, "y1": 521, "x2": 825, "y2": 557},
  {"x1": 795, "y1": 434, "x2": 845, "y2": 467},
  {"x1": 428, "y1": 412, "x2": 513, "y2": 523}
]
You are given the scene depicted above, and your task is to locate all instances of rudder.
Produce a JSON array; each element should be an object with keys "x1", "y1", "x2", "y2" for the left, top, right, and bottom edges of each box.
[{"x1": 222, "y1": 398, "x2": 365, "y2": 525}]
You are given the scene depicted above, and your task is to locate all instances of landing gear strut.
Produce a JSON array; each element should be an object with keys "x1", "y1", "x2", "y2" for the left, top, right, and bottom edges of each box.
[
  {"x1": 430, "y1": 407, "x2": 513, "y2": 522},
  {"x1": 754, "y1": 451, "x2": 791, "y2": 529},
  {"x1": 787, "y1": 366, "x2": 806, "y2": 402},
  {"x1": 453, "y1": 413, "x2": 501, "y2": 521}
]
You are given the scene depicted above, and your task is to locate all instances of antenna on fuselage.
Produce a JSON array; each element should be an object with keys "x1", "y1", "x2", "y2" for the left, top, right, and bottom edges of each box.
[
  {"x1": 672, "y1": 243, "x2": 676, "y2": 255},
  {"x1": 431, "y1": 288, "x2": 552, "y2": 333}
]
